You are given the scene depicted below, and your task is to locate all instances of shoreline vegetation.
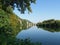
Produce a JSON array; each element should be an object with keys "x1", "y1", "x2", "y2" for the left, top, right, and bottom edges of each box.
[
  {"x1": 0, "y1": 0, "x2": 42, "y2": 45},
  {"x1": 0, "y1": 9, "x2": 33, "y2": 36},
  {"x1": 0, "y1": 9, "x2": 41, "y2": 45},
  {"x1": 36, "y1": 19, "x2": 60, "y2": 28},
  {"x1": 36, "y1": 19, "x2": 60, "y2": 32}
]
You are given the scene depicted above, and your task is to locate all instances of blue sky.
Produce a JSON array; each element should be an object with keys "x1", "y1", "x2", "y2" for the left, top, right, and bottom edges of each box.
[{"x1": 14, "y1": 0, "x2": 60, "y2": 23}]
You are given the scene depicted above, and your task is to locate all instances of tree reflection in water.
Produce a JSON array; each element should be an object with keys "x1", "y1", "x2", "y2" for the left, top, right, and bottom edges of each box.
[
  {"x1": 37, "y1": 26, "x2": 60, "y2": 32},
  {"x1": 0, "y1": 26, "x2": 41, "y2": 45}
]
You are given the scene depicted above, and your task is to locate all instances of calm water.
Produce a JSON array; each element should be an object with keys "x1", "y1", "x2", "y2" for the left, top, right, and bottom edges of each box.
[{"x1": 16, "y1": 26, "x2": 60, "y2": 45}]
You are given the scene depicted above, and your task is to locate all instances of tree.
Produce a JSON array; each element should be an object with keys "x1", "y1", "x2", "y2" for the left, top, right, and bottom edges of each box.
[{"x1": 0, "y1": 0, "x2": 36, "y2": 13}]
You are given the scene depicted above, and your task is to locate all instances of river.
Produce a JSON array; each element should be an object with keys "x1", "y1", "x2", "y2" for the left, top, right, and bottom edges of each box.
[{"x1": 16, "y1": 26, "x2": 60, "y2": 45}]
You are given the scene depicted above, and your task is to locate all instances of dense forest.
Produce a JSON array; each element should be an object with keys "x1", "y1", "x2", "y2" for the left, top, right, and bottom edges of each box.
[
  {"x1": 0, "y1": 8, "x2": 37, "y2": 45},
  {"x1": 0, "y1": 0, "x2": 42, "y2": 45},
  {"x1": 36, "y1": 19, "x2": 60, "y2": 28}
]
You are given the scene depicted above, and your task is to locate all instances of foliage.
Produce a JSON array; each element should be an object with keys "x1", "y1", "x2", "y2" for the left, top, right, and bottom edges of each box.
[
  {"x1": 6, "y1": 5, "x2": 13, "y2": 14},
  {"x1": 0, "y1": 0, "x2": 36, "y2": 13},
  {"x1": 0, "y1": 36, "x2": 41, "y2": 45},
  {"x1": 37, "y1": 27, "x2": 60, "y2": 32},
  {"x1": 0, "y1": 9, "x2": 39, "y2": 45},
  {"x1": 0, "y1": 0, "x2": 36, "y2": 44},
  {"x1": 36, "y1": 19, "x2": 60, "y2": 28},
  {"x1": 0, "y1": 9, "x2": 33, "y2": 36}
]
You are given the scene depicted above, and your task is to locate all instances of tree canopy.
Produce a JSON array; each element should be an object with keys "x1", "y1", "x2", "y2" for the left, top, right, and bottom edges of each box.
[{"x1": 0, "y1": 0, "x2": 36, "y2": 13}]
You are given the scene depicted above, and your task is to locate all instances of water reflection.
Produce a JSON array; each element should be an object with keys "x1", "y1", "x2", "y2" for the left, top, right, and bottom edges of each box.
[
  {"x1": 0, "y1": 25, "x2": 42, "y2": 45},
  {"x1": 0, "y1": 25, "x2": 40, "y2": 45},
  {"x1": 20, "y1": 25, "x2": 32, "y2": 30},
  {"x1": 37, "y1": 27, "x2": 60, "y2": 32},
  {"x1": 17, "y1": 26, "x2": 60, "y2": 45}
]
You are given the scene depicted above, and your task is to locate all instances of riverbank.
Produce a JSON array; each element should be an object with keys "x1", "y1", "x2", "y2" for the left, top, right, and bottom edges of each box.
[
  {"x1": 0, "y1": 9, "x2": 36, "y2": 45},
  {"x1": 36, "y1": 19, "x2": 60, "y2": 28}
]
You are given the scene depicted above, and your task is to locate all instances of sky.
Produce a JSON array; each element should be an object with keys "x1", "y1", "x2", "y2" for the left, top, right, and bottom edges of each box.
[{"x1": 14, "y1": 0, "x2": 60, "y2": 23}]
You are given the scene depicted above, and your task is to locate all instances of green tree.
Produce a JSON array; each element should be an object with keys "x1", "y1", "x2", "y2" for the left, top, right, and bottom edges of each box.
[{"x1": 0, "y1": 0, "x2": 36, "y2": 13}]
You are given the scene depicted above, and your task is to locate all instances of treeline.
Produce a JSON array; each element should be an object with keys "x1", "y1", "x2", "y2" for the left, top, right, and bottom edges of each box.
[
  {"x1": 36, "y1": 19, "x2": 60, "y2": 28},
  {"x1": 0, "y1": 9, "x2": 33, "y2": 36},
  {"x1": 0, "y1": 1, "x2": 41, "y2": 45},
  {"x1": 0, "y1": 9, "x2": 36, "y2": 45}
]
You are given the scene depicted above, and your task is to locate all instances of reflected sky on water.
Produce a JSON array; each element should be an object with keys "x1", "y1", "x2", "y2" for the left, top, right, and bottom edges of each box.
[{"x1": 17, "y1": 26, "x2": 60, "y2": 45}]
